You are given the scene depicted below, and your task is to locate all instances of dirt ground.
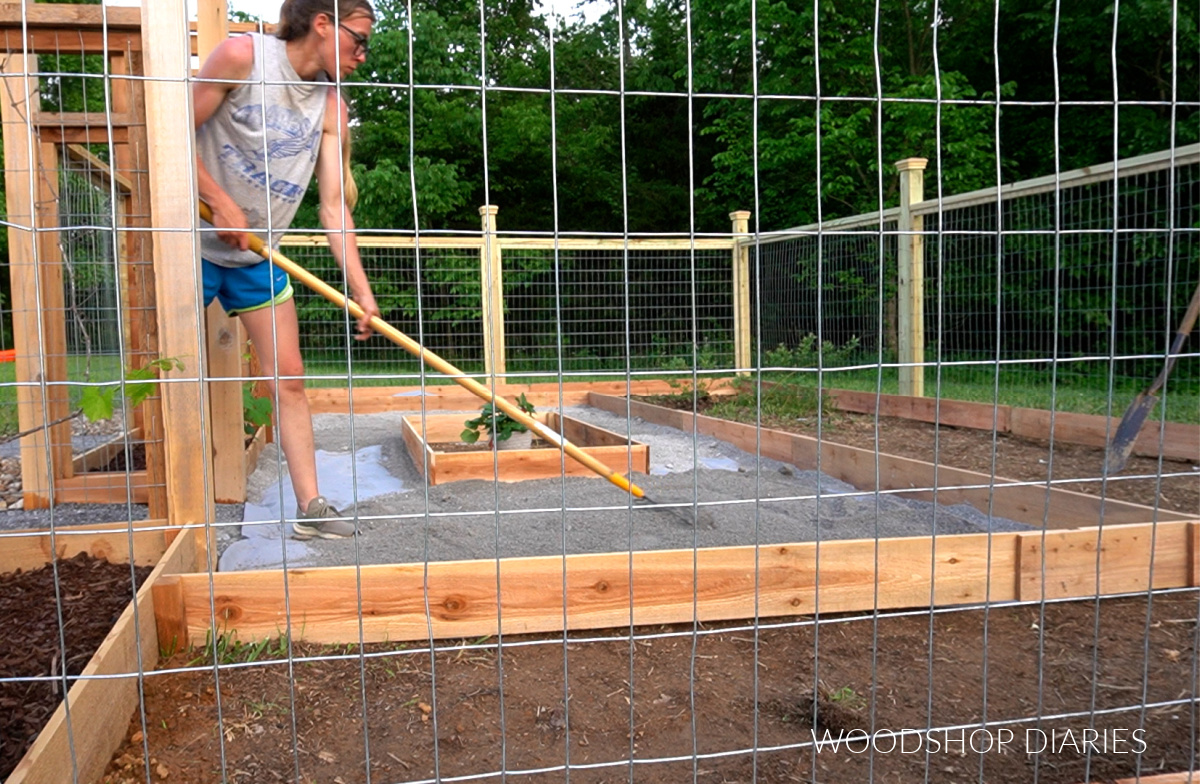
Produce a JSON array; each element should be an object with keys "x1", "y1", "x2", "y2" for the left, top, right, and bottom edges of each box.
[
  {"x1": 648, "y1": 396, "x2": 1199, "y2": 518},
  {"x1": 99, "y1": 592, "x2": 1197, "y2": 784},
  {"x1": 6, "y1": 406, "x2": 1197, "y2": 783}
]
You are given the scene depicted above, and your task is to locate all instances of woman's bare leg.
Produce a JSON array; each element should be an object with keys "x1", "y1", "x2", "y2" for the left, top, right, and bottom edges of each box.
[{"x1": 238, "y1": 299, "x2": 320, "y2": 512}]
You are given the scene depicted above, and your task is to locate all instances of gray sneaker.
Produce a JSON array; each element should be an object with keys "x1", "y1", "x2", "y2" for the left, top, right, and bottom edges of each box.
[{"x1": 292, "y1": 496, "x2": 356, "y2": 540}]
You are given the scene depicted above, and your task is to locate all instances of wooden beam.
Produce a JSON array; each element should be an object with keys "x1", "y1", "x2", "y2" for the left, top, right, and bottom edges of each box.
[
  {"x1": 54, "y1": 470, "x2": 151, "y2": 504},
  {"x1": 110, "y1": 49, "x2": 168, "y2": 519},
  {"x1": 1189, "y1": 522, "x2": 1199, "y2": 588},
  {"x1": 64, "y1": 143, "x2": 133, "y2": 194},
  {"x1": 140, "y1": 0, "x2": 214, "y2": 541},
  {"x1": 303, "y1": 379, "x2": 693, "y2": 414},
  {"x1": 895, "y1": 157, "x2": 927, "y2": 398},
  {"x1": 70, "y1": 427, "x2": 142, "y2": 473},
  {"x1": 588, "y1": 393, "x2": 1191, "y2": 529},
  {"x1": 1017, "y1": 521, "x2": 1193, "y2": 601},
  {"x1": 0, "y1": 27, "x2": 141, "y2": 55},
  {"x1": 825, "y1": 387, "x2": 1199, "y2": 464},
  {"x1": 0, "y1": 518, "x2": 168, "y2": 575},
  {"x1": 1010, "y1": 407, "x2": 1200, "y2": 463},
  {"x1": 151, "y1": 575, "x2": 188, "y2": 657},
  {"x1": 197, "y1": 0, "x2": 248, "y2": 506},
  {"x1": 35, "y1": 111, "x2": 138, "y2": 130},
  {"x1": 36, "y1": 125, "x2": 130, "y2": 144},
  {"x1": 0, "y1": 4, "x2": 141, "y2": 28},
  {"x1": 35, "y1": 141, "x2": 74, "y2": 482},
  {"x1": 401, "y1": 413, "x2": 650, "y2": 485},
  {"x1": 730, "y1": 211, "x2": 751, "y2": 376},
  {"x1": 168, "y1": 531, "x2": 1022, "y2": 645},
  {"x1": 827, "y1": 388, "x2": 1013, "y2": 432},
  {"x1": 2, "y1": 53, "x2": 53, "y2": 509},
  {"x1": 6, "y1": 526, "x2": 194, "y2": 784},
  {"x1": 479, "y1": 205, "x2": 506, "y2": 377}
]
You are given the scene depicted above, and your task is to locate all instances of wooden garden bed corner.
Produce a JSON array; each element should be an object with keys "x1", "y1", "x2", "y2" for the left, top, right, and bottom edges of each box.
[{"x1": 4, "y1": 522, "x2": 197, "y2": 784}]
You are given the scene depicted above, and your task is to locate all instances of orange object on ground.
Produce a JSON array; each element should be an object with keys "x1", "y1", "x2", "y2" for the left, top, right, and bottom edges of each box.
[{"x1": 0, "y1": 349, "x2": 15, "y2": 363}]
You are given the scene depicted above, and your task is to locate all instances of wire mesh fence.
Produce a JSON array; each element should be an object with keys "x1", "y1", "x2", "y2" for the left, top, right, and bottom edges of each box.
[{"x1": 0, "y1": 1, "x2": 1197, "y2": 783}]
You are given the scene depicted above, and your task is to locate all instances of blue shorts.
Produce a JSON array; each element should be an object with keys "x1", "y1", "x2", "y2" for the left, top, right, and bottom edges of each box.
[{"x1": 202, "y1": 258, "x2": 294, "y2": 316}]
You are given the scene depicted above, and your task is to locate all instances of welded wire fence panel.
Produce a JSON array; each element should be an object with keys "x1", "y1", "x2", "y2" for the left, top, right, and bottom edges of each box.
[
  {"x1": 59, "y1": 151, "x2": 121, "y2": 358},
  {"x1": 750, "y1": 224, "x2": 895, "y2": 364},
  {"x1": 281, "y1": 242, "x2": 485, "y2": 380},
  {"x1": 926, "y1": 161, "x2": 1200, "y2": 394},
  {"x1": 5, "y1": 2, "x2": 1200, "y2": 784},
  {"x1": 503, "y1": 246, "x2": 734, "y2": 374}
]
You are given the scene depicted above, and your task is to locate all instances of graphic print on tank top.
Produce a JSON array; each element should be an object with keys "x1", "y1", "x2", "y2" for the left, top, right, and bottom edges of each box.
[{"x1": 218, "y1": 103, "x2": 322, "y2": 210}]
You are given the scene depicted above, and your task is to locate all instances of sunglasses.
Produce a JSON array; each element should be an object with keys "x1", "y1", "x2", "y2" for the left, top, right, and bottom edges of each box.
[{"x1": 339, "y1": 23, "x2": 370, "y2": 57}]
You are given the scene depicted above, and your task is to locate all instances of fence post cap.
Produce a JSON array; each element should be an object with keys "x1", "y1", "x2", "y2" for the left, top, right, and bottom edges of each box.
[
  {"x1": 729, "y1": 210, "x2": 752, "y2": 220},
  {"x1": 894, "y1": 157, "x2": 929, "y2": 172},
  {"x1": 478, "y1": 205, "x2": 499, "y2": 216}
]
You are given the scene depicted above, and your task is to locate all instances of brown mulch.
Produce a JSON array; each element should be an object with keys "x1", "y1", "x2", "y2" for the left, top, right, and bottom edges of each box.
[{"x1": 0, "y1": 553, "x2": 153, "y2": 779}]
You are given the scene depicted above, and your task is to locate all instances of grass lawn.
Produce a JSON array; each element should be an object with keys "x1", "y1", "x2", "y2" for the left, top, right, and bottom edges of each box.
[
  {"x1": 0, "y1": 354, "x2": 125, "y2": 440},
  {"x1": 3, "y1": 353, "x2": 1195, "y2": 443}
]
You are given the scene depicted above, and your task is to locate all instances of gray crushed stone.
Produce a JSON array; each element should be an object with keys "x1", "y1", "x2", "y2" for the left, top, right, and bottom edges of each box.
[{"x1": 216, "y1": 405, "x2": 1032, "y2": 571}]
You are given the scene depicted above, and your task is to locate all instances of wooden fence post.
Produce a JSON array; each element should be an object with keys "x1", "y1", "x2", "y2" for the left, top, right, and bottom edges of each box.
[
  {"x1": 197, "y1": 0, "x2": 247, "y2": 504},
  {"x1": 142, "y1": 0, "x2": 214, "y2": 554},
  {"x1": 730, "y1": 210, "x2": 752, "y2": 376},
  {"x1": 479, "y1": 205, "x2": 506, "y2": 379},
  {"x1": 895, "y1": 158, "x2": 927, "y2": 398},
  {"x1": 1, "y1": 55, "x2": 67, "y2": 508}
]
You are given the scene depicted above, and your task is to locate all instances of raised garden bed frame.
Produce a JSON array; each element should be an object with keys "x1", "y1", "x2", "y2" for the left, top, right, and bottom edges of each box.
[
  {"x1": 5, "y1": 379, "x2": 1199, "y2": 784},
  {"x1": 400, "y1": 411, "x2": 650, "y2": 484}
]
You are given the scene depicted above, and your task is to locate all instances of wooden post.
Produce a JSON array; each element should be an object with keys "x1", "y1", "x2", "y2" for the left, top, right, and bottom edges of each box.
[
  {"x1": 895, "y1": 158, "x2": 927, "y2": 398},
  {"x1": 36, "y1": 143, "x2": 74, "y2": 483},
  {"x1": 479, "y1": 205, "x2": 506, "y2": 379},
  {"x1": 141, "y1": 0, "x2": 214, "y2": 547},
  {"x1": 729, "y1": 210, "x2": 752, "y2": 376},
  {"x1": 113, "y1": 48, "x2": 169, "y2": 519},
  {"x1": 2, "y1": 55, "x2": 51, "y2": 508},
  {"x1": 197, "y1": 0, "x2": 246, "y2": 504}
]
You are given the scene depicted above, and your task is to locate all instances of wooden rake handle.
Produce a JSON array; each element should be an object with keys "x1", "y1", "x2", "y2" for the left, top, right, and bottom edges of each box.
[{"x1": 199, "y1": 202, "x2": 646, "y2": 499}]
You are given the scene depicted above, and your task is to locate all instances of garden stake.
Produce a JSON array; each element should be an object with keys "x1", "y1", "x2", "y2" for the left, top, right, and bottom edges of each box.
[
  {"x1": 1105, "y1": 277, "x2": 1200, "y2": 474},
  {"x1": 200, "y1": 201, "x2": 696, "y2": 518}
]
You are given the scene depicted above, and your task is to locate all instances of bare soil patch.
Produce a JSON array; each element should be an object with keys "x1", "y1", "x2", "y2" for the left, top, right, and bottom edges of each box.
[
  {"x1": 637, "y1": 393, "x2": 1199, "y2": 516},
  {"x1": 0, "y1": 553, "x2": 153, "y2": 779},
  {"x1": 100, "y1": 592, "x2": 1197, "y2": 784}
]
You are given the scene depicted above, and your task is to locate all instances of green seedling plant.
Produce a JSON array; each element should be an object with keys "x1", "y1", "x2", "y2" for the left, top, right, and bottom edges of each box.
[
  {"x1": 461, "y1": 392, "x2": 536, "y2": 445},
  {"x1": 79, "y1": 356, "x2": 184, "y2": 422},
  {"x1": 242, "y1": 383, "x2": 273, "y2": 436}
]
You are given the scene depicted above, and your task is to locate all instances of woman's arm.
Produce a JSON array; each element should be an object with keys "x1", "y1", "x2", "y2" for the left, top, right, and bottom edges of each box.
[
  {"x1": 316, "y1": 88, "x2": 379, "y2": 339},
  {"x1": 194, "y1": 35, "x2": 255, "y2": 250}
]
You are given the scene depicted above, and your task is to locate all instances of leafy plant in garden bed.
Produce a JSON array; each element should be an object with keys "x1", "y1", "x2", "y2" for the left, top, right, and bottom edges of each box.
[{"x1": 461, "y1": 393, "x2": 536, "y2": 448}]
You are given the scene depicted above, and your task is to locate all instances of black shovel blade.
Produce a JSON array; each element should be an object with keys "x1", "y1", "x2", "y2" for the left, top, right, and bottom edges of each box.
[{"x1": 1105, "y1": 392, "x2": 1159, "y2": 474}]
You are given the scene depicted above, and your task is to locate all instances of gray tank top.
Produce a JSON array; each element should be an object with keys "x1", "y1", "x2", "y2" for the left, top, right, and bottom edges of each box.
[{"x1": 198, "y1": 33, "x2": 329, "y2": 267}]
